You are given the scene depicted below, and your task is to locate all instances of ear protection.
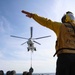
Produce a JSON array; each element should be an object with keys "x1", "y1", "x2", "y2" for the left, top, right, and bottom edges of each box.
[
  {"x1": 65, "y1": 14, "x2": 71, "y2": 22},
  {"x1": 65, "y1": 12, "x2": 75, "y2": 22}
]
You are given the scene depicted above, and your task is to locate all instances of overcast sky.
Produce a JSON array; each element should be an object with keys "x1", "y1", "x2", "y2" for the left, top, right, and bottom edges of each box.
[{"x1": 0, "y1": 0, "x2": 75, "y2": 73}]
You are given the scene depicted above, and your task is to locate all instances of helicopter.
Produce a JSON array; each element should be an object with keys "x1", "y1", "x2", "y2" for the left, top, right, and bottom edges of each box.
[{"x1": 10, "y1": 27, "x2": 51, "y2": 52}]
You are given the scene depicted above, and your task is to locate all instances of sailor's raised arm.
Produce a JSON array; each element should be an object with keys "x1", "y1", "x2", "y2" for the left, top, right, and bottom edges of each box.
[
  {"x1": 21, "y1": 10, "x2": 54, "y2": 28},
  {"x1": 21, "y1": 10, "x2": 61, "y2": 36}
]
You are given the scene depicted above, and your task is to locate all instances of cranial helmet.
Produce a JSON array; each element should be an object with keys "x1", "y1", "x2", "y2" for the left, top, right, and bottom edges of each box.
[{"x1": 61, "y1": 11, "x2": 75, "y2": 23}]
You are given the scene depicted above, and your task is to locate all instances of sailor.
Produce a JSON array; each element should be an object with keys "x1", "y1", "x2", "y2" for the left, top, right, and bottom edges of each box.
[{"x1": 21, "y1": 10, "x2": 75, "y2": 75}]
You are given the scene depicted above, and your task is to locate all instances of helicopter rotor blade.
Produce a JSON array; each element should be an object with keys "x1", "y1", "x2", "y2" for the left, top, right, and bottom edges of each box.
[
  {"x1": 10, "y1": 35, "x2": 28, "y2": 39},
  {"x1": 21, "y1": 41, "x2": 27, "y2": 45},
  {"x1": 33, "y1": 41, "x2": 41, "y2": 45},
  {"x1": 30, "y1": 27, "x2": 33, "y2": 38},
  {"x1": 33, "y1": 35, "x2": 51, "y2": 40}
]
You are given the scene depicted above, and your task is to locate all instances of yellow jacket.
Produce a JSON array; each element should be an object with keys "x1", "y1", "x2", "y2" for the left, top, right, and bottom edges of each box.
[{"x1": 32, "y1": 14, "x2": 75, "y2": 56}]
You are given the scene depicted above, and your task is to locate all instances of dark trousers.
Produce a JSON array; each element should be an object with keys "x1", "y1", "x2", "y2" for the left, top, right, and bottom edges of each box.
[{"x1": 56, "y1": 53, "x2": 75, "y2": 75}]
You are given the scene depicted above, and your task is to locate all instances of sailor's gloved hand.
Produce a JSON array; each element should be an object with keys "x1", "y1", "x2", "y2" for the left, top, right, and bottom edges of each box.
[{"x1": 21, "y1": 10, "x2": 33, "y2": 18}]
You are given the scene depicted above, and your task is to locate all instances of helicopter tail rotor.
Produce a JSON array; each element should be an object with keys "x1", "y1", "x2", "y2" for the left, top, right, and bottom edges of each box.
[
  {"x1": 33, "y1": 41, "x2": 41, "y2": 45},
  {"x1": 21, "y1": 41, "x2": 27, "y2": 45}
]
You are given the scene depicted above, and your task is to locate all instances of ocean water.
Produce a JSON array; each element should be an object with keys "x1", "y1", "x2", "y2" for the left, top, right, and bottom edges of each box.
[{"x1": 16, "y1": 73, "x2": 55, "y2": 75}]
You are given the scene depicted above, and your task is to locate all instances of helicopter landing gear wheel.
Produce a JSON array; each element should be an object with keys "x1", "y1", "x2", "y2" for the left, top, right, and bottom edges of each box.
[
  {"x1": 27, "y1": 48, "x2": 29, "y2": 51},
  {"x1": 34, "y1": 48, "x2": 36, "y2": 51}
]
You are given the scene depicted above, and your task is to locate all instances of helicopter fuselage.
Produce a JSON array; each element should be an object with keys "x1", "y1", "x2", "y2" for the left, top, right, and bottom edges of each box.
[{"x1": 27, "y1": 38, "x2": 36, "y2": 52}]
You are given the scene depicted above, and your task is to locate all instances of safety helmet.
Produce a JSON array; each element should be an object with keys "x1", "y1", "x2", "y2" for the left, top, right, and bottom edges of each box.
[{"x1": 61, "y1": 11, "x2": 75, "y2": 23}]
